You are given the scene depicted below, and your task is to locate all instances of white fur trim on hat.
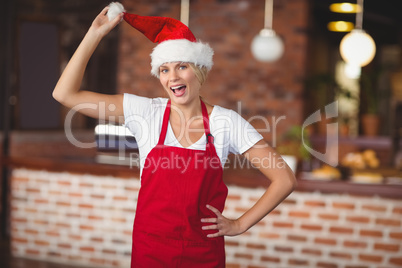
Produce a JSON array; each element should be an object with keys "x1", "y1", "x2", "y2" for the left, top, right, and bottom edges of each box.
[
  {"x1": 150, "y1": 39, "x2": 214, "y2": 77},
  {"x1": 107, "y1": 2, "x2": 125, "y2": 21}
]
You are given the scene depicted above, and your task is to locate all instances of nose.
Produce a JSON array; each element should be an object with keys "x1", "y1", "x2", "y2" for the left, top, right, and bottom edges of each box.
[{"x1": 168, "y1": 69, "x2": 179, "y2": 82}]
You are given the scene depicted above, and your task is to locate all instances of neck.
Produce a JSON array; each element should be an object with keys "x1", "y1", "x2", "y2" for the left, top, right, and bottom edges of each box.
[{"x1": 170, "y1": 98, "x2": 202, "y2": 123}]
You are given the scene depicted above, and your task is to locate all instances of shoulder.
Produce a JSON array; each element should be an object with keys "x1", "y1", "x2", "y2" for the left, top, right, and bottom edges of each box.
[
  {"x1": 123, "y1": 94, "x2": 169, "y2": 125},
  {"x1": 124, "y1": 93, "x2": 168, "y2": 105},
  {"x1": 124, "y1": 94, "x2": 168, "y2": 111},
  {"x1": 210, "y1": 105, "x2": 245, "y2": 123},
  {"x1": 123, "y1": 95, "x2": 169, "y2": 137},
  {"x1": 211, "y1": 105, "x2": 233, "y2": 116}
]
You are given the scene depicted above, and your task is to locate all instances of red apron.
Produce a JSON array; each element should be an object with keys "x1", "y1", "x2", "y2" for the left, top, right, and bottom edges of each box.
[{"x1": 131, "y1": 99, "x2": 228, "y2": 268}]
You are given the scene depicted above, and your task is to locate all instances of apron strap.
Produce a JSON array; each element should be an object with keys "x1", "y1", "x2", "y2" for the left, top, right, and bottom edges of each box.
[
  {"x1": 200, "y1": 99, "x2": 214, "y2": 144},
  {"x1": 157, "y1": 100, "x2": 171, "y2": 146}
]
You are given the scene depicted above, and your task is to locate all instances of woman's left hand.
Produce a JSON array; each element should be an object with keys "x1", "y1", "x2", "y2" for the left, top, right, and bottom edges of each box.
[{"x1": 201, "y1": 204, "x2": 244, "y2": 238}]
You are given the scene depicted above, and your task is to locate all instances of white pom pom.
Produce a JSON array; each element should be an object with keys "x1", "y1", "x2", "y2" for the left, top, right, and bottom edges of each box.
[{"x1": 107, "y1": 2, "x2": 125, "y2": 21}]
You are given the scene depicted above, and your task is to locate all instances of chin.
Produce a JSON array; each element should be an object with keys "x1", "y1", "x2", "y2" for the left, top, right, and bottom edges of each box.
[{"x1": 171, "y1": 97, "x2": 188, "y2": 105}]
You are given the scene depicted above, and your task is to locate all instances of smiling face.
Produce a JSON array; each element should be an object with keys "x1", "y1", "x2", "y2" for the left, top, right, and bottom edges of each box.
[{"x1": 159, "y1": 62, "x2": 202, "y2": 106}]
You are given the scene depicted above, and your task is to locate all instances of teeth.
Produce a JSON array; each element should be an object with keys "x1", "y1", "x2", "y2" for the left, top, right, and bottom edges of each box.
[{"x1": 171, "y1": 85, "x2": 184, "y2": 90}]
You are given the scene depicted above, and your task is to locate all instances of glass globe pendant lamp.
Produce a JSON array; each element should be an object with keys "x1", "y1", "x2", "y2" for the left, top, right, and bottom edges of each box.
[
  {"x1": 251, "y1": 0, "x2": 284, "y2": 62},
  {"x1": 339, "y1": 0, "x2": 376, "y2": 67}
]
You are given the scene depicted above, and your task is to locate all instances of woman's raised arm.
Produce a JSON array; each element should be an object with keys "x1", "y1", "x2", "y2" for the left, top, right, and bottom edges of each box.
[{"x1": 53, "y1": 6, "x2": 124, "y2": 122}]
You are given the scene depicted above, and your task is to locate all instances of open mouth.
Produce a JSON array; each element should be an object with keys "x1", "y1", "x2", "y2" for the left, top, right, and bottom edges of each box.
[{"x1": 170, "y1": 85, "x2": 187, "y2": 96}]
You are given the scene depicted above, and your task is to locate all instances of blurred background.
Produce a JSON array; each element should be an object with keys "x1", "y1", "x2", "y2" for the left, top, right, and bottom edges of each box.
[{"x1": 1, "y1": 0, "x2": 402, "y2": 267}]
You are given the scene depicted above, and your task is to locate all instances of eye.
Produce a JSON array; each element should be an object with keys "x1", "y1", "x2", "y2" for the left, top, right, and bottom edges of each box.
[
  {"x1": 160, "y1": 68, "x2": 168, "y2": 74},
  {"x1": 179, "y1": 65, "x2": 187, "y2": 70}
]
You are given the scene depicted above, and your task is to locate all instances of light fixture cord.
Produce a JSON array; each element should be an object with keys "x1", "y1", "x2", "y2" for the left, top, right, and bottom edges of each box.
[
  {"x1": 181, "y1": 0, "x2": 190, "y2": 26},
  {"x1": 356, "y1": 0, "x2": 364, "y2": 29},
  {"x1": 264, "y1": 0, "x2": 273, "y2": 29}
]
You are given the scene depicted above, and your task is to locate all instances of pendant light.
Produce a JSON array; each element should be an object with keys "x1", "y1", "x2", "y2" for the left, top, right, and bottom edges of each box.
[
  {"x1": 339, "y1": 0, "x2": 376, "y2": 67},
  {"x1": 251, "y1": 0, "x2": 284, "y2": 62},
  {"x1": 330, "y1": 3, "x2": 361, "y2": 13}
]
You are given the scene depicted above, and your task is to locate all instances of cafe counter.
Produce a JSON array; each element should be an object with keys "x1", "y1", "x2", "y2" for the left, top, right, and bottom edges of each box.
[{"x1": 4, "y1": 155, "x2": 402, "y2": 268}]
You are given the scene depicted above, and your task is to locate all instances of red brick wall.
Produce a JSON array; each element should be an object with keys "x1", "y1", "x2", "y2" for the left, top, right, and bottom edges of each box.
[
  {"x1": 225, "y1": 187, "x2": 402, "y2": 267},
  {"x1": 10, "y1": 168, "x2": 402, "y2": 268},
  {"x1": 10, "y1": 169, "x2": 137, "y2": 267},
  {"x1": 117, "y1": 0, "x2": 310, "y2": 141}
]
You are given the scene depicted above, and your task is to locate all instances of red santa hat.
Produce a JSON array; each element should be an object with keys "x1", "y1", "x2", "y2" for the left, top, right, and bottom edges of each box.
[{"x1": 107, "y1": 2, "x2": 214, "y2": 77}]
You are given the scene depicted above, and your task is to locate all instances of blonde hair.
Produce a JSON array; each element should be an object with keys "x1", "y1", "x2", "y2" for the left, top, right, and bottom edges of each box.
[{"x1": 188, "y1": 63, "x2": 209, "y2": 85}]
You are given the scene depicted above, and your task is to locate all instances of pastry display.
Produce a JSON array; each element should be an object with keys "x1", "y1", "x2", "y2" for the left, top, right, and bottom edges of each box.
[
  {"x1": 351, "y1": 172, "x2": 383, "y2": 184},
  {"x1": 341, "y1": 149, "x2": 380, "y2": 169},
  {"x1": 303, "y1": 149, "x2": 399, "y2": 185},
  {"x1": 311, "y1": 165, "x2": 341, "y2": 180}
]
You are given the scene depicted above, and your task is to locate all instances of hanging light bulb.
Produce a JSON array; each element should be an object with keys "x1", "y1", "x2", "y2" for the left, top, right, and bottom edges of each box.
[
  {"x1": 339, "y1": 0, "x2": 376, "y2": 67},
  {"x1": 327, "y1": 21, "x2": 354, "y2": 32},
  {"x1": 330, "y1": 3, "x2": 361, "y2": 13},
  {"x1": 251, "y1": 0, "x2": 284, "y2": 62},
  {"x1": 340, "y1": 29, "x2": 376, "y2": 66}
]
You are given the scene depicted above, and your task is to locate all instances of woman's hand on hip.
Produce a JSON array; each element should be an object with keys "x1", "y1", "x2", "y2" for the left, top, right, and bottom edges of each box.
[{"x1": 201, "y1": 205, "x2": 245, "y2": 238}]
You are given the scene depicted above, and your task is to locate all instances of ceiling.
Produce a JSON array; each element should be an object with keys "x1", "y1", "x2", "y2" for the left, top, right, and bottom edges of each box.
[{"x1": 312, "y1": 0, "x2": 402, "y2": 46}]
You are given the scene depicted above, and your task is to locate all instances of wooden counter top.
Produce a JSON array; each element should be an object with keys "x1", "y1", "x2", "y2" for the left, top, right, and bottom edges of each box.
[
  {"x1": 3, "y1": 156, "x2": 402, "y2": 198},
  {"x1": 2, "y1": 156, "x2": 140, "y2": 178}
]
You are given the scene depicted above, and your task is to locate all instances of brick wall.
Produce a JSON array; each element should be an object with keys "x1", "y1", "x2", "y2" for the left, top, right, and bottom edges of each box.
[
  {"x1": 224, "y1": 187, "x2": 402, "y2": 268},
  {"x1": 117, "y1": 0, "x2": 310, "y2": 141},
  {"x1": 10, "y1": 168, "x2": 137, "y2": 268},
  {"x1": 10, "y1": 168, "x2": 402, "y2": 268}
]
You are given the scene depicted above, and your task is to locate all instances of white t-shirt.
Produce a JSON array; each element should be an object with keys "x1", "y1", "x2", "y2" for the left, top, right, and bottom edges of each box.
[{"x1": 123, "y1": 93, "x2": 263, "y2": 175}]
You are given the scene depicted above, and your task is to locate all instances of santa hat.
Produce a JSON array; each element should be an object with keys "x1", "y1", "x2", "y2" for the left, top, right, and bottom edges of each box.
[{"x1": 107, "y1": 2, "x2": 214, "y2": 77}]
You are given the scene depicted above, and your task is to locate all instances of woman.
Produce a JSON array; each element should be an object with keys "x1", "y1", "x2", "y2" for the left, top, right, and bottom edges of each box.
[{"x1": 53, "y1": 3, "x2": 297, "y2": 267}]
